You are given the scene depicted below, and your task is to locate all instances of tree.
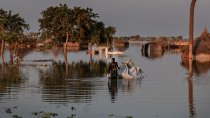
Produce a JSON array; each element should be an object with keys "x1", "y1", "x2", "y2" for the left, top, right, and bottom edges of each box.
[
  {"x1": 104, "y1": 26, "x2": 116, "y2": 45},
  {"x1": 72, "y1": 7, "x2": 98, "y2": 43},
  {"x1": 5, "y1": 12, "x2": 29, "y2": 42},
  {"x1": 0, "y1": 9, "x2": 7, "y2": 63},
  {"x1": 87, "y1": 21, "x2": 104, "y2": 45},
  {"x1": 87, "y1": 21, "x2": 116, "y2": 45},
  {"x1": 0, "y1": 8, "x2": 29, "y2": 64},
  {"x1": 39, "y1": 4, "x2": 116, "y2": 46},
  {"x1": 39, "y1": 4, "x2": 73, "y2": 43}
]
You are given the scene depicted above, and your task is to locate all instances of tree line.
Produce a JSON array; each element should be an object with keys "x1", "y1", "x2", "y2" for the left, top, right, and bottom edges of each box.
[{"x1": 0, "y1": 4, "x2": 116, "y2": 49}]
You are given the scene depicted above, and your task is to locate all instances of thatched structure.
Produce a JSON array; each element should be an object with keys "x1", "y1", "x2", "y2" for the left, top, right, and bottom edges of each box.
[{"x1": 181, "y1": 26, "x2": 210, "y2": 62}]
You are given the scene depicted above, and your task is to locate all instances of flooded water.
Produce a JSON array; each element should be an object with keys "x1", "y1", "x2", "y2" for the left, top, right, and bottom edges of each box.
[{"x1": 0, "y1": 44, "x2": 210, "y2": 118}]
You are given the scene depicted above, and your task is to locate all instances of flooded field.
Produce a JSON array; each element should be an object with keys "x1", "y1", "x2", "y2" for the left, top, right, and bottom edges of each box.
[{"x1": 0, "y1": 44, "x2": 210, "y2": 118}]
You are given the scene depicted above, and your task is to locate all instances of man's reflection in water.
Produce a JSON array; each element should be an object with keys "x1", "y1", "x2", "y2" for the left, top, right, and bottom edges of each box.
[{"x1": 108, "y1": 78, "x2": 118, "y2": 102}]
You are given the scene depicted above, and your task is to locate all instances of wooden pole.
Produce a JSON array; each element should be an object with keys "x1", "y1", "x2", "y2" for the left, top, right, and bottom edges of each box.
[
  {"x1": 189, "y1": 0, "x2": 196, "y2": 59},
  {"x1": 188, "y1": 1, "x2": 196, "y2": 116}
]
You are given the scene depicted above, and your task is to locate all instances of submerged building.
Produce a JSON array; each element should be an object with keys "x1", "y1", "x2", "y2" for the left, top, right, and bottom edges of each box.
[{"x1": 181, "y1": 26, "x2": 210, "y2": 62}]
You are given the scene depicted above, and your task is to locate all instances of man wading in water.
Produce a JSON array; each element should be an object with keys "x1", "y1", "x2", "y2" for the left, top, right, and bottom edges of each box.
[{"x1": 108, "y1": 58, "x2": 120, "y2": 79}]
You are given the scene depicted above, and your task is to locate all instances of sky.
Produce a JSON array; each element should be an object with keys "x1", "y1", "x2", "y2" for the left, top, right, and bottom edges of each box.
[{"x1": 0, "y1": 0, "x2": 209, "y2": 38}]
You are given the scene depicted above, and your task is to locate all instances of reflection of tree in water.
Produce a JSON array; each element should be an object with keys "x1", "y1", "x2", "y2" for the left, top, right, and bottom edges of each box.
[
  {"x1": 71, "y1": 60, "x2": 108, "y2": 78},
  {"x1": 40, "y1": 77, "x2": 94, "y2": 103},
  {"x1": 39, "y1": 60, "x2": 108, "y2": 103},
  {"x1": 0, "y1": 64, "x2": 26, "y2": 100}
]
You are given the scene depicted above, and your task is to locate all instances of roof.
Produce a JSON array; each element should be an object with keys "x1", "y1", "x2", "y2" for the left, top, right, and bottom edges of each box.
[
  {"x1": 200, "y1": 25, "x2": 210, "y2": 41},
  {"x1": 182, "y1": 26, "x2": 210, "y2": 55}
]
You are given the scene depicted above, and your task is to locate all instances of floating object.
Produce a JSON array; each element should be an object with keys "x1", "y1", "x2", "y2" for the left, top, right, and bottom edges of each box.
[{"x1": 108, "y1": 59, "x2": 145, "y2": 79}]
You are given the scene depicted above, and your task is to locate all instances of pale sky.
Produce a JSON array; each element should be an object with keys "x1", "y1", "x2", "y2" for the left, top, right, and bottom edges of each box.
[{"x1": 0, "y1": 0, "x2": 209, "y2": 37}]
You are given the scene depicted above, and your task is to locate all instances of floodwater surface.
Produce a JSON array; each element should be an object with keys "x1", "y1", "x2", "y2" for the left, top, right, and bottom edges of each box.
[{"x1": 0, "y1": 44, "x2": 210, "y2": 118}]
